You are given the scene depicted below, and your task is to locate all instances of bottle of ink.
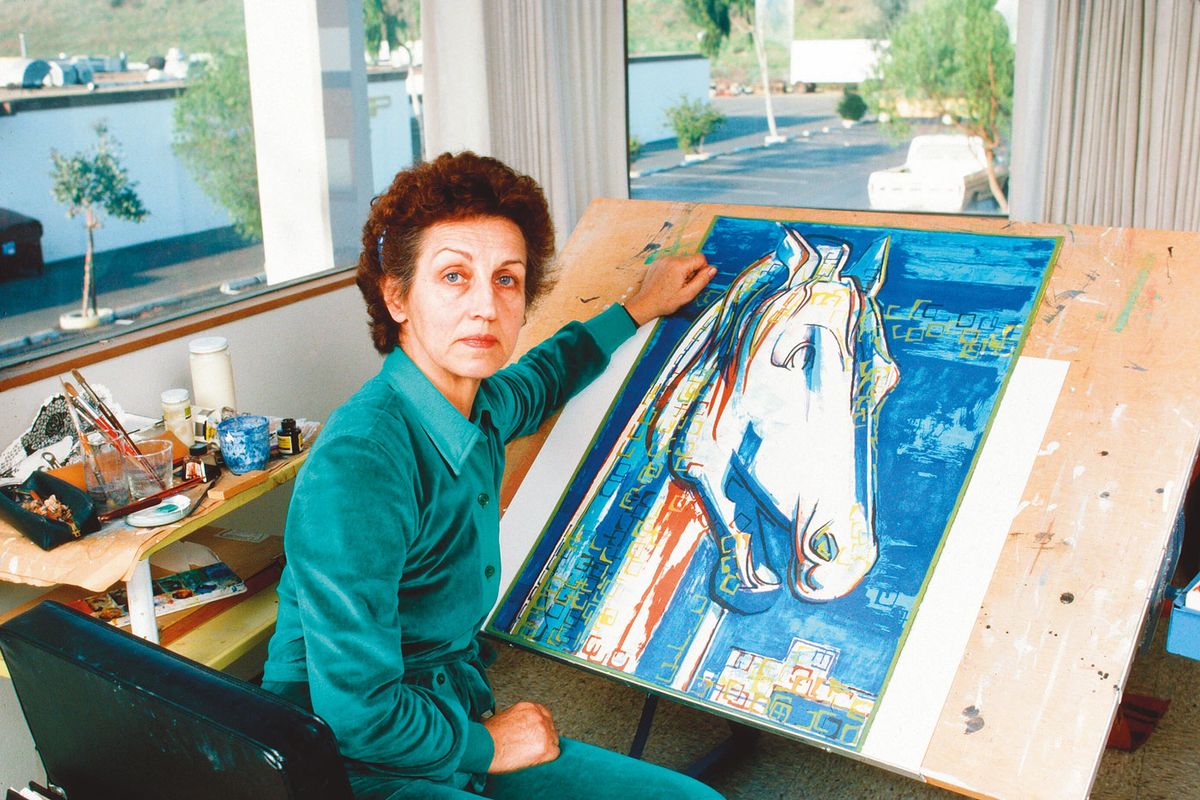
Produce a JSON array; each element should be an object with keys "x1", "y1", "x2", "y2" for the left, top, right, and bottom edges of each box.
[{"x1": 278, "y1": 418, "x2": 304, "y2": 456}]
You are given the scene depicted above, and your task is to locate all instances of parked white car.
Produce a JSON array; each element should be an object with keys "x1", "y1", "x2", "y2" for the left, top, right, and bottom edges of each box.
[{"x1": 867, "y1": 135, "x2": 1004, "y2": 213}]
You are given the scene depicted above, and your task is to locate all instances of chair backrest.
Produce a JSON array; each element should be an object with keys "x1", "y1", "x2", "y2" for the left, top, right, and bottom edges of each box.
[{"x1": 0, "y1": 601, "x2": 353, "y2": 800}]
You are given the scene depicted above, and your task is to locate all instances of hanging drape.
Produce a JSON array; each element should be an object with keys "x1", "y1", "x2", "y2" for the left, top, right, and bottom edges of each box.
[
  {"x1": 421, "y1": 0, "x2": 628, "y2": 241},
  {"x1": 1033, "y1": 0, "x2": 1200, "y2": 230}
]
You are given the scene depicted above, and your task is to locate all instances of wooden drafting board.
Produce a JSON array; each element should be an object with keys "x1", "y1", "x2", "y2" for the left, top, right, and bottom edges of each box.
[{"x1": 494, "y1": 198, "x2": 1200, "y2": 800}]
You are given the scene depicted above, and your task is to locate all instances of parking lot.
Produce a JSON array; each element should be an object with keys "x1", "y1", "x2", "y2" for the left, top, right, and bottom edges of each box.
[{"x1": 632, "y1": 91, "x2": 1002, "y2": 214}]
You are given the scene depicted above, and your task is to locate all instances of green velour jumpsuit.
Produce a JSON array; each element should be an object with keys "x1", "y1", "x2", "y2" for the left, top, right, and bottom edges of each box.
[{"x1": 262, "y1": 304, "x2": 725, "y2": 800}]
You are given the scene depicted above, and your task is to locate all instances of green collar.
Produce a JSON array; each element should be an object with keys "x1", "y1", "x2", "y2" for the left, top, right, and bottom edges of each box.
[{"x1": 381, "y1": 347, "x2": 493, "y2": 476}]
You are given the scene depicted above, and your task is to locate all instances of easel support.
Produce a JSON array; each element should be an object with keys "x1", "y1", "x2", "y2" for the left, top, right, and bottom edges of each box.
[
  {"x1": 628, "y1": 693, "x2": 761, "y2": 779},
  {"x1": 627, "y1": 693, "x2": 658, "y2": 760}
]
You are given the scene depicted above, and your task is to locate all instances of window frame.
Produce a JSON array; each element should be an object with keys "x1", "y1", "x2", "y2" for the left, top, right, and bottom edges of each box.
[
  {"x1": 0, "y1": 270, "x2": 355, "y2": 393},
  {"x1": 0, "y1": 0, "x2": 385, "y2": 390}
]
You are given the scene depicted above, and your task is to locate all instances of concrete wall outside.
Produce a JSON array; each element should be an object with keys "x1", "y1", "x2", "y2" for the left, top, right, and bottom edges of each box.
[
  {"x1": 0, "y1": 73, "x2": 413, "y2": 264},
  {"x1": 0, "y1": 93, "x2": 231, "y2": 263},
  {"x1": 627, "y1": 54, "x2": 709, "y2": 146}
]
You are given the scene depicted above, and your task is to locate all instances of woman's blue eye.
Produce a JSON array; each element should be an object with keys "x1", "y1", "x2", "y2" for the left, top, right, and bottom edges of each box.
[
  {"x1": 497, "y1": 275, "x2": 515, "y2": 287},
  {"x1": 445, "y1": 272, "x2": 463, "y2": 284}
]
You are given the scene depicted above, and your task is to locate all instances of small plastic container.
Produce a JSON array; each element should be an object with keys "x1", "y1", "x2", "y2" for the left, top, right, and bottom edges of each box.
[
  {"x1": 126, "y1": 494, "x2": 192, "y2": 528},
  {"x1": 1167, "y1": 573, "x2": 1200, "y2": 660},
  {"x1": 161, "y1": 388, "x2": 195, "y2": 447}
]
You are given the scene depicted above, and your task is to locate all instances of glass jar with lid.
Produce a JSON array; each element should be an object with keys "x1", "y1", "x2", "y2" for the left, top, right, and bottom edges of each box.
[{"x1": 189, "y1": 336, "x2": 237, "y2": 414}]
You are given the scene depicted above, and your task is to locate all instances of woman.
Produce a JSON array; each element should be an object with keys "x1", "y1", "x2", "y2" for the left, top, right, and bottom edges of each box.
[{"x1": 262, "y1": 152, "x2": 724, "y2": 799}]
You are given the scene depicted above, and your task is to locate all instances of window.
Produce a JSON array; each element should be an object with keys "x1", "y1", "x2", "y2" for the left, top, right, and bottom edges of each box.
[
  {"x1": 0, "y1": 1, "x2": 422, "y2": 371},
  {"x1": 625, "y1": 0, "x2": 1018, "y2": 217}
]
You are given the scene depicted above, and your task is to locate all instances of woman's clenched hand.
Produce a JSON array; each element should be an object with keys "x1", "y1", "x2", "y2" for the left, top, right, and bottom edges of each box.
[{"x1": 483, "y1": 701, "x2": 561, "y2": 773}]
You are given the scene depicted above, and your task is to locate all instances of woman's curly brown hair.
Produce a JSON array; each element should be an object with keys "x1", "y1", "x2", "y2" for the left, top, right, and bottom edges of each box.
[{"x1": 356, "y1": 151, "x2": 556, "y2": 354}]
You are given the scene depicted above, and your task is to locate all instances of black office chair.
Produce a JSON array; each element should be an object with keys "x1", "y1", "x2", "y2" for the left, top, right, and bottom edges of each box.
[{"x1": 0, "y1": 601, "x2": 352, "y2": 800}]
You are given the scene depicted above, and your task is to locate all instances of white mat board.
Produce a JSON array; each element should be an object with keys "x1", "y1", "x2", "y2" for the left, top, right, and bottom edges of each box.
[{"x1": 859, "y1": 355, "x2": 1070, "y2": 771}]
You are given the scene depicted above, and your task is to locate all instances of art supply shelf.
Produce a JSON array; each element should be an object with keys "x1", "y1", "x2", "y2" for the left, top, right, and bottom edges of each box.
[
  {"x1": 0, "y1": 449, "x2": 308, "y2": 676},
  {"x1": 169, "y1": 584, "x2": 281, "y2": 670}
]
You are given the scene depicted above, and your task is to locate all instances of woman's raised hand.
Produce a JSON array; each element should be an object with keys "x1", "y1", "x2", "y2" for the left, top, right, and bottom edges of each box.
[
  {"x1": 483, "y1": 700, "x2": 561, "y2": 773},
  {"x1": 624, "y1": 253, "x2": 717, "y2": 327}
]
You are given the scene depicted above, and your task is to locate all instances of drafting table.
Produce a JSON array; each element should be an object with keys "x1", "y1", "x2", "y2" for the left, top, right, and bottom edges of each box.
[{"x1": 496, "y1": 198, "x2": 1200, "y2": 800}]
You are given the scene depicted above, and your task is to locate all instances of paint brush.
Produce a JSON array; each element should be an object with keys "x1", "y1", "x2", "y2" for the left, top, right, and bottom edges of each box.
[
  {"x1": 62, "y1": 384, "x2": 124, "y2": 451},
  {"x1": 71, "y1": 369, "x2": 142, "y2": 456},
  {"x1": 62, "y1": 382, "x2": 168, "y2": 491},
  {"x1": 60, "y1": 379, "x2": 105, "y2": 489}
]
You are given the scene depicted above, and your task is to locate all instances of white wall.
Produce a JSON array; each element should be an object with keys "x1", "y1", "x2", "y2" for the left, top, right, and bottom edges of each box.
[
  {"x1": 0, "y1": 285, "x2": 383, "y2": 788},
  {"x1": 0, "y1": 289, "x2": 379, "y2": 444},
  {"x1": 627, "y1": 54, "x2": 709, "y2": 145},
  {"x1": 0, "y1": 94, "x2": 233, "y2": 263}
]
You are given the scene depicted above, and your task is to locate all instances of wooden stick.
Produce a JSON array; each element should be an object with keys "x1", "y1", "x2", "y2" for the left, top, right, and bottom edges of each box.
[{"x1": 96, "y1": 475, "x2": 204, "y2": 524}]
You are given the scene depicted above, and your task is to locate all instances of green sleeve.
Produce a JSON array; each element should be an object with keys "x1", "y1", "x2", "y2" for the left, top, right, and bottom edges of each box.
[
  {"x1": 484, "y1": 303, "x2": 638, "y2": 442},
  {"x1": 283, "y1": 433, "x2": 493, "y2": 778}
]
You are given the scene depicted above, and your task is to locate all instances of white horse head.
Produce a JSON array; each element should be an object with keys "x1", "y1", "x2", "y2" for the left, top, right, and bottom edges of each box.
[{"x1": 647, "y1": 226, "x2": 899, "y2": 611}]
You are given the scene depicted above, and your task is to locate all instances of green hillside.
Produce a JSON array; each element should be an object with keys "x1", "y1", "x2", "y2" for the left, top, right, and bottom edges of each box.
[
  {"x1": 0, "y1": 0, "x2": 245, "y2": 60},
  {"x1": 626, "y1": 0, "x2": 700, "y2": 55},
  {"x1": 627, "y1": 0, "x2": 896, "y2": 55},
  {"x1": 792, "y1": 0, "x2": 900, "y2": 38},
  {"x1": 627, "y1": 0, "x2": 900, "y2": 84},
  {"x1": 3, "y1": 0, "x2": 900, "y2": 78}
]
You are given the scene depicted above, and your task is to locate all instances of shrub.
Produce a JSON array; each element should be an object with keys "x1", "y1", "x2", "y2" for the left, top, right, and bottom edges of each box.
[
  {"x1": 173, "y1": 47, "x2": 261, "y2": 240},
  {"x1": 664, "y1": 96, "x2": 725, "y2": 154},
  {"x1": 628, "y1": 135, "x2": 643, "y2": 162},
  {"x1": 837, "y1": 89, "x2": 868, "y2": 122}
]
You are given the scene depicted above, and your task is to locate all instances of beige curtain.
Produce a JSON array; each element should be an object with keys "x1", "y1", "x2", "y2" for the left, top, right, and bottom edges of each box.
[
  {"x1": 1040, "y1": 0, "x2": 1200, "y2": 230},
  {"x1": 422, "y1": 0, "x2": 628, "y2": 240}
]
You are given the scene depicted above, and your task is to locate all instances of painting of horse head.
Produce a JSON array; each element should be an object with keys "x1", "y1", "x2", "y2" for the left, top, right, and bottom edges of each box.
[
  {"x1": 647, "y1": 226, "x2": 900, "y2": 612},
  {"x1": 493, "y1": 211, "x2": 1060, "y2": 753}
]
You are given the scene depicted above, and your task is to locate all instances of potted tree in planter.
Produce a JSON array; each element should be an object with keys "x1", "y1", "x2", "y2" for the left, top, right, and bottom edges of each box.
[
  {"x1": 49, "y1": 122, "x2": 148, "y2": 330},
  {"x1": 665, "y1": 96, "x2": 725, "y2": 162},
  {"x1": 837, "y1": 88, "x2": 868, "y2": 128}
]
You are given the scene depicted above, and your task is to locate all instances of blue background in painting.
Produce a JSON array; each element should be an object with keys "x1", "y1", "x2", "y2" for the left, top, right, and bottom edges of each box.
[{"x1": 491, "y1": 216, "x2": 1057, "y2": 737}]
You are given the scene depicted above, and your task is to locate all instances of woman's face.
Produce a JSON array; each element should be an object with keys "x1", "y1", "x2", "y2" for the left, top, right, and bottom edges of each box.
[{"x1": 385, "y1": 215, "x2": 528, "y2": 398}]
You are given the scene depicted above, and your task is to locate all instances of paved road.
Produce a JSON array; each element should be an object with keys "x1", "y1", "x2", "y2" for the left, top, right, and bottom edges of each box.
[
  {"x1": 633, "y1": 91, "x2": 851, "y2": 172},
  {"x1": 0, "y1": 231, "x2": 263, "y2": 363},
  {"x1": 633, "y1": 124, "x2": 907, "y2": 210}
]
